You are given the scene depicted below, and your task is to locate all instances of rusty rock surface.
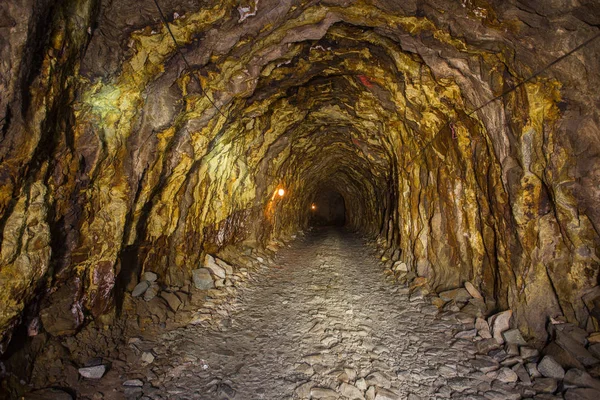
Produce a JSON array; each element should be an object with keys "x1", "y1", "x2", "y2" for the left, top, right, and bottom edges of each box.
[{"x1": 0, "y1": 0, "x2": 599, "y2": 364}]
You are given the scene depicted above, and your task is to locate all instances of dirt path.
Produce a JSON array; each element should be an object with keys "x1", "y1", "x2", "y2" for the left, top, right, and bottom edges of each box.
[{"x1": 108, "y1": 228, "x2": 480, "y2": 400}]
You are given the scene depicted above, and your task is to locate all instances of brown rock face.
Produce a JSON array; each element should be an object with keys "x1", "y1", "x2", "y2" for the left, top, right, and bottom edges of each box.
[{"x1": 1, "y1": 0, "x2": 599, "y2": 354}]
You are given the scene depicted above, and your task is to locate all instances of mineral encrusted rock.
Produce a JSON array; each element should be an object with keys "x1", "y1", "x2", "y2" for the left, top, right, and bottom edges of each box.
[{"x1": 0, "y1": 0, "x2": 598, "y2": 381}]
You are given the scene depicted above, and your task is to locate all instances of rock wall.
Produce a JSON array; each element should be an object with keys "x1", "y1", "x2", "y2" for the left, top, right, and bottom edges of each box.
[{"x1": 0, "y1": 0, "x2": 599, "y2": 353}]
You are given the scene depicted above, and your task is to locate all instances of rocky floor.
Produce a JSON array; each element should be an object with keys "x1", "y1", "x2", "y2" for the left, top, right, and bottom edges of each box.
[
  {"x1": 72, "y1": 227, "x2": 511, "y2": 400},
  {"x1": 16, "y1": 227, "x2": 598, "y2": 400}
]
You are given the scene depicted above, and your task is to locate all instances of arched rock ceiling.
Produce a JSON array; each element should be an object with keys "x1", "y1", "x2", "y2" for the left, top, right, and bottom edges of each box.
[{"x1": 0, "y1": 0, "x2": 599, "y2": 351}]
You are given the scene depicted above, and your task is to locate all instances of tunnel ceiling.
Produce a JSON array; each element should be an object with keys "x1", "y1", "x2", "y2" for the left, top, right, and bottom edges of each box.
[{"x1": 1, "y1": 0, "x2": 600, "y2": 352}]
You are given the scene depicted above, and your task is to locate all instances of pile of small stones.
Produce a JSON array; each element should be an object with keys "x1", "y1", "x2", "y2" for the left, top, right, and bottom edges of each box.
[
  {"x1": 385, "y1": 259, "x2": 600, "y2": 400},
  {"x1": 61, "y1": 243, "x2": 281, "y2": 396}
]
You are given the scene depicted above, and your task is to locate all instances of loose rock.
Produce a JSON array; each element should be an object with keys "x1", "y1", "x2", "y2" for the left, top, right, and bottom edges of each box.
[
  {"x1": 123, "y1": 379, "x2": 144, "y2": 387},
  {"x1": 464, "y1": 281, "x2": 483, "y2": 299},
  {"x1": 78, "y1": 365, "x2": 106, "y2": 379},
  {"x1": 132, "y1": 281, "x2": 150, "y2": 297},
  {"x1": 204, "y1": 255, "x2": 227, "y2": 279},
  {"x1": 142, "y1": 271, "x2": 158, "y2": 282},
  {"x1": 488, "y1": 310, "x2": 512, "y2": 344},
  {"x1": 192, "y1": 268, "x2": 214, "y2": 290},
  {"x1": 502, "y1": 328, "x2": 527, "y2": 345},
  {"x1": 537, "y1": 355, "x2": 565, "y2": 379},
  {"x1": 339, "y1": 382, "x2": 364, "y2": 399},
  {"x1": 439, "y1": 288, "x2": 471, "y2": 303}
]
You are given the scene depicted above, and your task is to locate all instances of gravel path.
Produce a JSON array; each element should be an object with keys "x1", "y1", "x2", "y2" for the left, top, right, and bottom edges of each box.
[{"x1": 136, "y1": 228, "x2": 481, "y2": 399}]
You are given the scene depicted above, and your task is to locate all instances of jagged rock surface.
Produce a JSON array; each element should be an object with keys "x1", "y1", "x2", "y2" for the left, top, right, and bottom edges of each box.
[{"x1": 1, "y1": 0, "x2": 600, "y2": 397}]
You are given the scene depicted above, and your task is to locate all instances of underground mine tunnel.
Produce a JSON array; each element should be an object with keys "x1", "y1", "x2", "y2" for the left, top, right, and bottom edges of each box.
[{"x1": 1, "y1": 0, "x2": 600, "y2": 399}]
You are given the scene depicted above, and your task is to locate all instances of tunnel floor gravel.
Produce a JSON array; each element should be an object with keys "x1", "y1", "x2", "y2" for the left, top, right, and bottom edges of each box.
[{"x1": 96, "y1": 228, "x2": 488, "y2": 399}]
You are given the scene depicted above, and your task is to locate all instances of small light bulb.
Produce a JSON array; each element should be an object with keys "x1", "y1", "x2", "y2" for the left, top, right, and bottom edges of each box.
[
  {"x1": 311, "y1": 204, "x2": 316, "y2": 210},
  {"x1": 277, "y1": 188, "x2": 285, "y2": 197}
]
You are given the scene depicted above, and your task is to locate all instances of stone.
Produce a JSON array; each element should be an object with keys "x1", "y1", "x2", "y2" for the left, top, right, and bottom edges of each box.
[
  {"x1": 505, "y1": 343, "x2": 520, "y2": 356},
  {"x1": 495, "y1": 367, "x2": 519, "y2": 383},
  {"x1": 488, "y1": 310, "x2": 512, "y2": 344},
  {"x1": 142, "y1": 271, "x2": 158, "y2": 282},
  {"x1": 78, "y1": 365, "x2": 106, "y2": 379},
  {"x1": 455, "y1": 312, "x2": 476, "y2": 326},
  {"x1": 552, "y1": 323, "x2": 589, "y2": 346},
  {"x1": 374, "y1": 388, "x2": 400, "y2": 400},
  {"x1": 141, "y1": 351, "x2": 155, "y2": 364},
  {"x1": 295, "y1": 363, "x2": 314, "y2": 376},
  {"x1": 564, "y1": 388, "x2": 600, "y2": 400},
  {"x1": 448, "y1": 377, "x2": 476, "y2": 391},
  {"x1": 589, "y1": 343, "x2": 600, "y2": 359},
  {"x1": 456, "y1": 328, "x2": 478, "y2": 339},
  {"x1": 537, "y1": 356, "x2": 565, "y2": 379},
  {"x1": 310, "y1": 387, "x2": 338, "y2": 398},
  {"x1": 439, "y1": 288, "x2": 472, "y2": 303},
  {"x1": 521, "y1": 346, "x2": 540, "y2": 359},
  {"x1": 503, "y1": 329, "x2": 527, "y2": 345},
  {"x1": 476, "y1": 317, "x2": 493, "y2": 339},
  {"x1": 38, "y1": 283, "x2": 82, "y2": 336},
  {"x1": 143, "y1": 282, "x2": 159, "y2": 301},
  {"x1": 161, "y1": 292, "x2": 182, "y2": 311},
  {"x1": 430, "y1": 296, "x2": 446, "y2": 309},
  {"x1": 339, "y1": 368, "x2": 357, "y2": 382},
  {"x1": 123, "y1": 379, "x2": 144, "y2": 387},
  {"x1": 555, "y1": 330, "x2": 599, "y2": 367},
  {"x1": 465, "y1": 281, "x2": 483, "y2": 299},
  {"x1": 365, "y1": 371, "x2": 391, "y2": 388},
  {"x1": 462, "y1": 301, "x2": 485, "y2": 318},
  {"x1": 512, "y1": 363, "x2": 532, "y2": 385},
  {"x1": 471, "y1": 356, "x2": 500, "y2": 373},
  {"x1": 490, "y1": 348, "x2": 509, "y2": 362},
  {"x1": 366, "y1": 386, "x2": 376, "y2": 400},
  {"x1": 444, "y1": 300, "x2": 462, "y2": 312},
  {"x1": 295, "y1": 382, "x2": 314, "y2": 397},
  {"x1": 204, "y1": 255, "x2": 227, "y2": 279},
  {"x1": 543, "y1": 341, "x2": 585, "y2": 369},
  {"x1": 526, "y1": 362, "x2": 542, "y2": 378},
  {"x1": 192, "y1": 268, "x2": 214, "y2": 290},
  {"x1": 355, "y1": 378, "x2": 367, "y2": 391},
  {"x1": 532, "y1": 378, "x2": 558, "y2": 394},
  {"x1": 478, "y1": 338, "x2": 501, "y2": 354},
  {"x1": 215, "y1": 258, "x2": 234, "y2": 275},
  {"x1": 409, "y1": 287, "x2": 425, "y2": 302},
  {"x1": 588, "y1": 332, "x2": 600, "y2": 344},
  {"x1": 392, "y1": 261, "x2": 408, "y2": 272},
  {"x1": 563, "y1": 368, "x2": 600, "y2": 390},
  {"x1": 132, "y1": 281, "x2": 150, "y2": 297},
  {"x1": 339, "y1": 382, "x2": 364, "y2": 399}
]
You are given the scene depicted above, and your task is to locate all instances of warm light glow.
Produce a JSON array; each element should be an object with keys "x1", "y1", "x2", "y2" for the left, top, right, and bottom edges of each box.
[
  {"x1": 277, "y1": 188, "x2": 285, "y2": 197},
  {"x1": 311, "y1": 204, "x2": 316, "y2": 210}
]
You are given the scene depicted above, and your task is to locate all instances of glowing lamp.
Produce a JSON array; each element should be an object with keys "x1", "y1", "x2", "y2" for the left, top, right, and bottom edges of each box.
[
  {"x1": 277, "y1": 188, "x2": 285, "y2": 197},
  {"x1": 311, "y1": 204, "x2": 316, "y2": 210}
]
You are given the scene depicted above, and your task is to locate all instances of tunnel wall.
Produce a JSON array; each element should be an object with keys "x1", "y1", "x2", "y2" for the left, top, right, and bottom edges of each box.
[{"x1": 0, "y1": 0, "x2": 599, "y2": 353}]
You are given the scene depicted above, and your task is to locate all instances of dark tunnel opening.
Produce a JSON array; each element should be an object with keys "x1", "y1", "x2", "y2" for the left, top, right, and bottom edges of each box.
[{"x1": 309, "y1": 189, "x2": 347, "y2": 227}]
